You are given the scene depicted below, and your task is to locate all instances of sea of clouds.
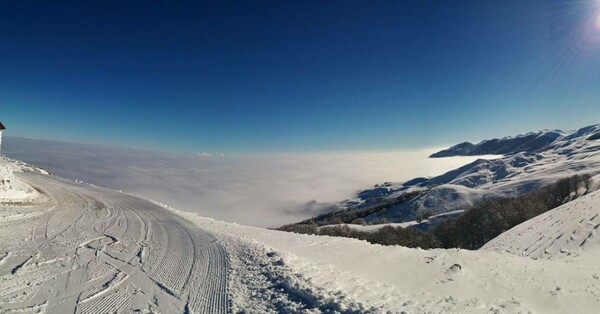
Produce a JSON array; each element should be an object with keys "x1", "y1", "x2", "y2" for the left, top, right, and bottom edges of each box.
[{"x1": 4, "y1": 137, "x2": 483, "y2": 227}]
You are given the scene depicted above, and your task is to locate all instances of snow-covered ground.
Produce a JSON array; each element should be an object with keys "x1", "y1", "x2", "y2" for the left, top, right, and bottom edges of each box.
[
  {"x1": 483, "y1": 182, "x2": 600, "y2": 260},
  {"x1": 3, "y1": 131, "x2": 600, "y2": 312},
  {"x1": 0, "y1": 166, "x2": 229, "y2": 313},
  {"x1": 0, "y1": 157, "x2": 47, "y2": 205},
  {"x1": 174, "y1": 201, "x2": 600, "y2": 313}
]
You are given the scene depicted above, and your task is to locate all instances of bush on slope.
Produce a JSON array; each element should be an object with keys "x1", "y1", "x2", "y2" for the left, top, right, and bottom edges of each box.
[
  {"x1": 277, "y1": 223, "x2": 440, "y2": 249},
  {"x1": 289, "y1": 191, "x2": 421, "y2": 227}
]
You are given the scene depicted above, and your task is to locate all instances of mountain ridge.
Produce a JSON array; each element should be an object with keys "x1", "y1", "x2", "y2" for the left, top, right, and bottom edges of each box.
[
  {"x1": 288, "y1": 123, "x2": 600, "y2": 228},
  {"x1": 431, "y1": 125, "x2": 600, "y2": 158}
]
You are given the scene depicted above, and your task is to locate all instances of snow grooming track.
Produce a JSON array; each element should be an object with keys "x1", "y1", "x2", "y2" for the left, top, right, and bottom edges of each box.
[{"x1": 0, "y1": 172, "x2": 228, "y2": 313}]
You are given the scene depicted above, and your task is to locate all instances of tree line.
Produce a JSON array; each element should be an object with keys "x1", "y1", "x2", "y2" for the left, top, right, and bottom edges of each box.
[{"x1": 433, "y1": 174, "x2": 592, "y2": 249}]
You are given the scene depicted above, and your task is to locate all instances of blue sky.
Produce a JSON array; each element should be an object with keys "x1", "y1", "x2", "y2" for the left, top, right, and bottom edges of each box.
[{"x1": 1, "y1": 0, "x2": 600, "y2": 152}]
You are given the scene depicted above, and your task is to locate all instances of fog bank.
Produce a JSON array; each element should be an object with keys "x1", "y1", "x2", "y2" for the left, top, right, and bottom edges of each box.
[{"x1": 5, "y1": 137, "x2": 484, "y2": 227}]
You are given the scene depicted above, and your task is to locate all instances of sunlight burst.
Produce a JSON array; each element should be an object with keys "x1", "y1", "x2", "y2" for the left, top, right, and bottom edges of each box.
[{"x1": 583, "y1": 11, "x2": 600, "y2": 44}]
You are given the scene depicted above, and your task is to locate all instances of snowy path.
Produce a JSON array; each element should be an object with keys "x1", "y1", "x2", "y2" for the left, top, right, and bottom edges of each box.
[{"x1": 0, "y1": 173, "x2": 228, "y2": 313}]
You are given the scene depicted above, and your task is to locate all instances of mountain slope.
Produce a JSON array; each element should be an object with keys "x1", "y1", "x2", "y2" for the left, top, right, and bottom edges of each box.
[
  {"x1": 482, "y1": 188, "x2": 600, "y2": 259},
  {"x1": 306, "y1": 124, "x2": 600, "y2": 226},
  {"x1": 430, "y1": 129, "x2": 567, "y2": 157}
]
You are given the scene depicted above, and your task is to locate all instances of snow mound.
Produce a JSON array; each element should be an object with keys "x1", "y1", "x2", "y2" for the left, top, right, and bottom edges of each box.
[
  {"x1": 0, "y1": 157, "x2": 45, "y2": 205},
  {"x1": 483, "y1": 188, "x2": 600, "y2": 260}
]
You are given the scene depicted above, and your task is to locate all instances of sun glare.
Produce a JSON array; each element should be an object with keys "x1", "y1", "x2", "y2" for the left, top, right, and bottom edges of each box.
[{"x1": 583, "y1": 11, "x2": 600, "y2": 44}]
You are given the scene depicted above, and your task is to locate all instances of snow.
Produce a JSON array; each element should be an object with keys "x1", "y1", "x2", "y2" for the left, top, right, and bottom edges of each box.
[
  {"x1": 172, "y1": 206, "x2": 600, "y2": 313},
  {"x1": 495, "y1": 129, "x2": 565, "y2": 142},
  {"x1": 483, "y1": 187, "x2": 600, "y2": 260},
  {"x1": 0, "y1": 157, "x2": 598, "y2": 312},
  {"x1": 349, "y1": 125, "x2": 600, "y2": 223},
  {"x1": 0, "y1": 157, "x2": 46, "y2": 205},
  {"x1": 0, "y1": 168, "x2": 229, "y2": 313}
]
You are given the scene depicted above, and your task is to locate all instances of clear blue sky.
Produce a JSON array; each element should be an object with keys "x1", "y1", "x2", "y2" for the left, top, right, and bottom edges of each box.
[{"x1": 1, "y1": 0, "x2": 600, "y2": 152}]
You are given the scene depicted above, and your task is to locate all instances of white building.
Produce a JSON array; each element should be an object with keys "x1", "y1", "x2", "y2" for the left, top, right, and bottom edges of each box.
[{"x1": 0, "y1": 122, "x2": 5, "y2": 156}]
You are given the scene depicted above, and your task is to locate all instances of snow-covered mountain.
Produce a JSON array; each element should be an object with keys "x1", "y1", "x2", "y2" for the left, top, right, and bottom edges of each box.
[
  {"x1": 313, "y1": 125, "x2": 600, "y2": 225},
  {"x1": 430, "y1": 129, "x2": 566, "y2": 157}
]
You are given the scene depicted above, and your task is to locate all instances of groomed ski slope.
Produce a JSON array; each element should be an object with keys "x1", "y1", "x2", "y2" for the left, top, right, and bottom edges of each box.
[
  {"x1": 0, "y1": 172, "x2": 228, "y2": 313},
  {"x1": 3, "y1": 157, "x2": 600, "y2": 313}
]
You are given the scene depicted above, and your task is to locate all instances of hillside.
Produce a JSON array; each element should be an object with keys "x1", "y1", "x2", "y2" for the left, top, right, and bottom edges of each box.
[
  {"x1": 482, "y1": 188, "x2": 600, "y2": 259},
  {"x1": 430, "y1": 129, "x2": 565, "y2": 157},
  {"x1": 178, "y1": 193, "x2": 600, "y2": 313},
  {"x1": 292, "y1": 125, "x2": 600, "y2": 227},
  {"x1": 280, "y1": 125, "x2": 600, "y2": 233}
]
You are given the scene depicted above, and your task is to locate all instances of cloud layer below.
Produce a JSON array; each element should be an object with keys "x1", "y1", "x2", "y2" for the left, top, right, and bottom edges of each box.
[{"x1": 5, "y1": 137, "x2": 483, "y2": 227}]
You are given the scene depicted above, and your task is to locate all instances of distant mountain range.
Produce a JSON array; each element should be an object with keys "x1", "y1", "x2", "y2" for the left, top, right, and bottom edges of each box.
[
  {"x1": 287, "y1": 124, "x2": 600, "y2": 228},
  {"x1": 432, "y1": 128, "x2": 586, "y2": 157},
  {"x1": 431, "y1": 125, "x2": 600, "y2": 157}
]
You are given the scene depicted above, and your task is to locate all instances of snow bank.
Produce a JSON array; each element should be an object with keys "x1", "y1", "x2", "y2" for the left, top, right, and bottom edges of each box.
[
  {"x1": 169, "y1": 206, "x2": 600, "y2": 313},
  {"x1": 0, "y1": 157, "x2": 46, "y2": 204}
]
